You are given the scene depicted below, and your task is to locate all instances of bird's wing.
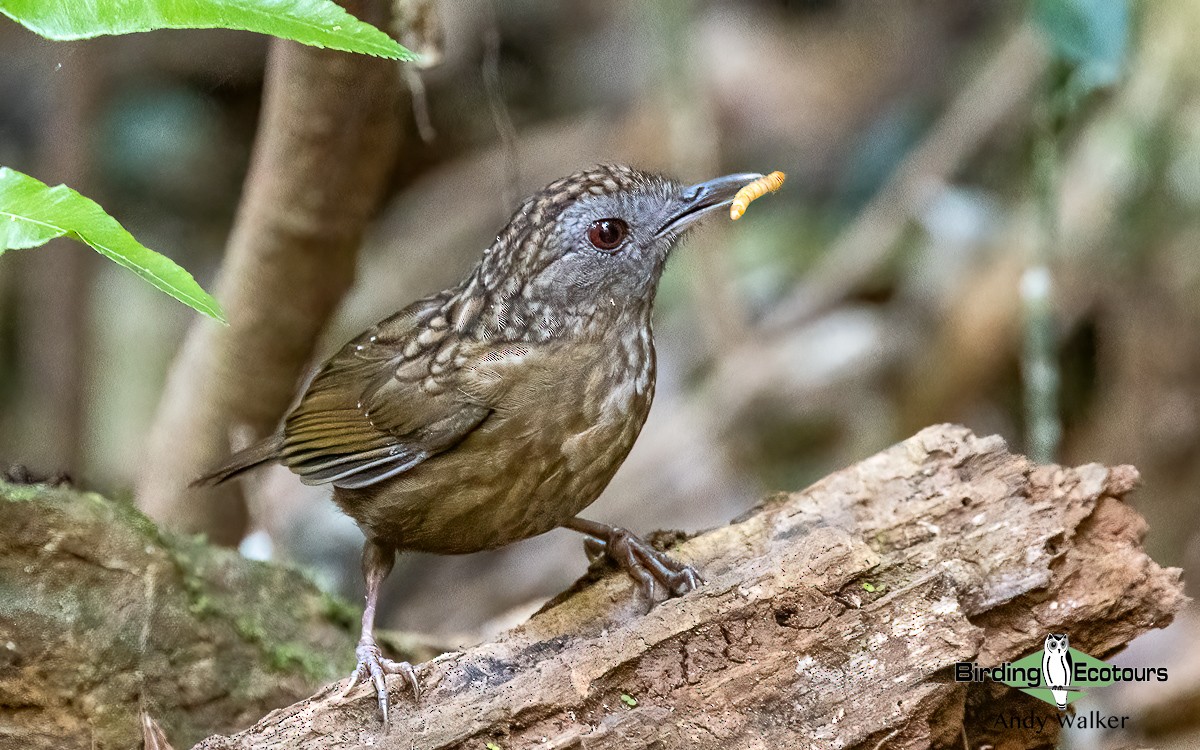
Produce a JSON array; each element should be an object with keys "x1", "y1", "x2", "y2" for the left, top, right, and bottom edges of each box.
[{"x1": 279, "y1": 298, "x2": 492, "y2": 489}]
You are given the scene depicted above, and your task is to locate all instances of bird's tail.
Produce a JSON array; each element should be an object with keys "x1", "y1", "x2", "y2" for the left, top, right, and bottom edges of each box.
[{"x1": 191, "y1": 433, "x2": 285, "y2": 487}]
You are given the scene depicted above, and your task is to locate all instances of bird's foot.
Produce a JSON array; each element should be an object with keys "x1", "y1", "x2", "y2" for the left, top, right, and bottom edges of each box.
[
  {"x1": 340, "y1": 635, "x2": 419, "y2": 732},
  {"x1": 584, "y1": 526, "x2": 705, "y2": 609}
]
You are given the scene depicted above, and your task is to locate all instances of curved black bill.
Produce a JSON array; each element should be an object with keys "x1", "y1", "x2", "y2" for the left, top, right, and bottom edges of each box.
[{"x1": 656, "y1": 172, "x2": 764, "y2": 236}]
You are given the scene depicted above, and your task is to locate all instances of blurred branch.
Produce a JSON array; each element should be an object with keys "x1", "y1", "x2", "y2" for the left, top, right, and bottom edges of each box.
[
  {"x1": 1022, "y1": 100, "x2": 1063, "y2": 464},
  {"x1": 481, "y1": 16, "x2": 520, "y2": 210},
  {"x1": 137, "y1": 0, "x2": 402, "y2": 543},
  {"x1": 761, "y1": 25, "x2": 1050, "y2": 336},
  {"x1": 394, "y1": 0, "x2": 444, "y2": 145},
  {"x1": 1021, "y1": 0, "x2": 1131, "y2": 464},
  {"x1": 8, "y1": 42, "x2": 105, "y2": 476}
]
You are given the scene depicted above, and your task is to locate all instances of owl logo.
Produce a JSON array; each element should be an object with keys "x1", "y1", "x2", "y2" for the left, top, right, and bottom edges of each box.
[{"x1": 1042, "y1": 633, "x2": 1073, "y2": 709}]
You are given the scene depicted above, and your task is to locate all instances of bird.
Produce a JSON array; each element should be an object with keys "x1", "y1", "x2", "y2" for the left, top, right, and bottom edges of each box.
[
  {"x1": 195, "y1": 164, "x2": 768, "y2": 729},
  {"x1": 1042, "y1": 633, "x2": 1073, "y2": 710}
]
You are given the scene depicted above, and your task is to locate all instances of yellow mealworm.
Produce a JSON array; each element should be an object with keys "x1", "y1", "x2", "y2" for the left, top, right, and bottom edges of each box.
[{"x1": 730, "y1": 170, "x2": 786, "y2": 220}]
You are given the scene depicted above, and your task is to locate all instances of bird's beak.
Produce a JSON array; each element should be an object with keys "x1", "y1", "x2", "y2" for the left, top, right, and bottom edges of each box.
[{"x1": 656, "y1": 172, "x2": 765, "y2": 237}]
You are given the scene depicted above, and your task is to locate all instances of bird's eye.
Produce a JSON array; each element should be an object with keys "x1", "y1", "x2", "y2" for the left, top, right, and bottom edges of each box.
[{"x1": 586, "y1": 218, "x2": 628, "y2": 251}]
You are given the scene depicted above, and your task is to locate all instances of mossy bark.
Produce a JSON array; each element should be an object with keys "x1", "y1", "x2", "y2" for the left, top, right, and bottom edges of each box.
[{"x1": 0, "y1": 479, "x2": 362, "y2": 749}]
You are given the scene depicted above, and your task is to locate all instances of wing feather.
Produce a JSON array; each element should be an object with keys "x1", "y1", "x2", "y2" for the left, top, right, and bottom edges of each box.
[{"x1": 278, "y1": 297, "x2": 491, "y2": 489}]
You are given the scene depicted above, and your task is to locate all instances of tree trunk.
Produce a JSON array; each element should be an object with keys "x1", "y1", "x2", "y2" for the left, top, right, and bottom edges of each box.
[
  {"x1": 136, "y1": 0, "x2": 402, "y2": 545},
  {"x1": 190, "y1": 425, "x2": 1186, "y2": 750},
  {"x1": 6, "y1": 40, "x2": 107, "y2": 476}
]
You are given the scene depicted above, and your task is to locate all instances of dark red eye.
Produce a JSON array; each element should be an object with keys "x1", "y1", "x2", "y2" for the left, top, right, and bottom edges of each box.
[{"x1": 586, "y1": 218, "x2": 628, "y2": 251}]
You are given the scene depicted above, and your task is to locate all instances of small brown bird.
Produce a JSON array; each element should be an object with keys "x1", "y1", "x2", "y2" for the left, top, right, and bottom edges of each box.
[{"x1": 196, "y1": 164, "x2": 765, "y2": 727}]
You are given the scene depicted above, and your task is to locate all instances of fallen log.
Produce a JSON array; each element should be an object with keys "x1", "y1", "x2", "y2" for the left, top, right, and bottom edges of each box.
[{"x1": 193, "y1": 425, "x2": 1187, "y2": 750}]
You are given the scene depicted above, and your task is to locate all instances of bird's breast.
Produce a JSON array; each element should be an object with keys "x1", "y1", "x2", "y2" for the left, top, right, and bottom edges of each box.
[{"x1": 350, "y1": 324, "x2": 657, "y2": 553}]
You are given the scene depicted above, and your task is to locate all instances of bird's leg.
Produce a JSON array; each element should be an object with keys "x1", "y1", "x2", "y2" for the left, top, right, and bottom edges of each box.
[
  {"x1": 565, "y1": 517, "x2": 704, "y2": 609},
  {"x1": 340, "y1": 540, "x2": 418, "y2": 732}
]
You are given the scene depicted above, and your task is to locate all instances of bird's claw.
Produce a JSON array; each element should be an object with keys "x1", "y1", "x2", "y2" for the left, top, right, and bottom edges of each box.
[
  {"x1": 585, "y1": 527, "x2": 705, "y2": 610},
  {"x1": 340, "y1": 636, "x2": 418, "y2": 732}
]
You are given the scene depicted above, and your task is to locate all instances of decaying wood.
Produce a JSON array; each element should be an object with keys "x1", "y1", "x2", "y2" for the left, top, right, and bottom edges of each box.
[{"x1": 194, "y1": 425, "x2": 1186, "y2": 750}]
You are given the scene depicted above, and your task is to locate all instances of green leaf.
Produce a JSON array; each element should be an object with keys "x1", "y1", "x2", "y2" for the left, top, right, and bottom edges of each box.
[
  {"x1": 1033, "y1": 0, "x2": 1129, "y2": 91},
  {"x1": 0, "y1": 167, "x2": 225, "y2": 323},
  {"x1": 0, "y1": 0, "x2": 416, "y2": 59},
  {"x1": 620, "y1": 693, "x2": 638, "y2": 707},
  {"x1": 861, "y1": 582, "x2": 876, "y2": 593}
]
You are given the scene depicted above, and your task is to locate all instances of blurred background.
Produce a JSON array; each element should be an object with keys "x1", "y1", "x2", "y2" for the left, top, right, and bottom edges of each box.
[{"x1": 1, "y1": 1, "x2": 1198, "y2": 746}]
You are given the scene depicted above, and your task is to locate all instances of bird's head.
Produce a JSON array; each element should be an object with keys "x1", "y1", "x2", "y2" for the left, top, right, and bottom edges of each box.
[{"x1": 469, "y1": 165, "x2": 763, "y2": 328}]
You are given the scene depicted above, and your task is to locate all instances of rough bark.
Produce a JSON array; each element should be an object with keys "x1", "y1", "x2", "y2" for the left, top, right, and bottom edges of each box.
[
  {"x1": 137, "y1": 0, "x2": 402, "y2": 544},
  {"x1": 192, "y1": 425, "x2": 1186, "y2": 750}
]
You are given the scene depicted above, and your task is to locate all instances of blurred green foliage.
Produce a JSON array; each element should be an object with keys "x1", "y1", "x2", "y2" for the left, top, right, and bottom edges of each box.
[{"x1": 1034, "y1": 0, "x2": 1130, "y2": 102}]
